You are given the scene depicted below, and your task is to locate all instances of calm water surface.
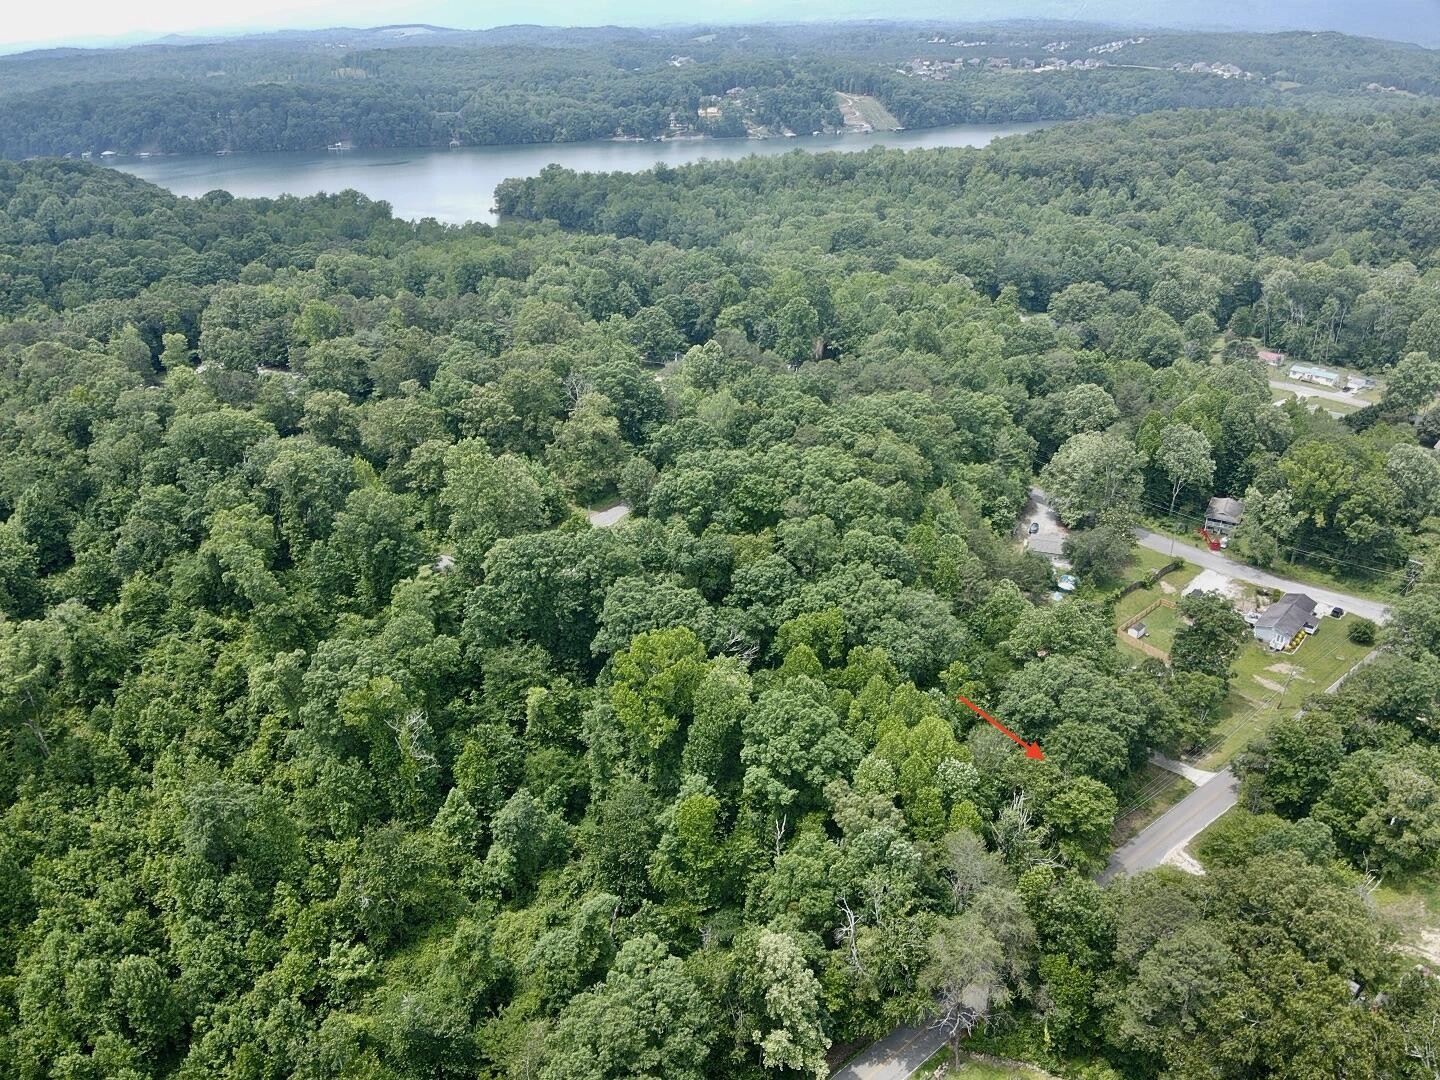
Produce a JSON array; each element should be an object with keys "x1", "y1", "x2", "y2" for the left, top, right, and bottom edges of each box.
[{"x1": 110, "y1": 123, "x2": 1049, "y2": 226}]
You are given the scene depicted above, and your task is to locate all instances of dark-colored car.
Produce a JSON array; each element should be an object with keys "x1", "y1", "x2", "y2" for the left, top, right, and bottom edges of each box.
[
  {"x1": 1028, "y1": 521, "x2": 1040, "y2": 535},
  {"x1": 1330, "y1": 606, "x2": 1344, "y2": 618}
]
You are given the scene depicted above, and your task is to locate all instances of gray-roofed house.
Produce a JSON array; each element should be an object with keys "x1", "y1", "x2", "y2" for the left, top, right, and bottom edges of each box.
[
  {"x1": 1025, "y1": 532, "x2": 1068, "y2": 561},
  {"x1": 1253, "y1": 592, "x2": 1318, "y2": 651},
  {"x1": 1205, "y1": 496, "x2": 1245, "y2": 535}
]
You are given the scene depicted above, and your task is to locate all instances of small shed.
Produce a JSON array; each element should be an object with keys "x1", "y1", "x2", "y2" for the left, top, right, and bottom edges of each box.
[
  {"x1": 1205, "y1": 496, "x2": 1245, "y2": 534},
  {"x1": 1253, "y1": 592, "x2": 1318, "y2": 651}
]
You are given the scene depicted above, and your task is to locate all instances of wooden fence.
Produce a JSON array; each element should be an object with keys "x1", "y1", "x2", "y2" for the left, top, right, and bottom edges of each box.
[{"x1": 1117, "y1": 597, "x2": 1176, "y2": 662}]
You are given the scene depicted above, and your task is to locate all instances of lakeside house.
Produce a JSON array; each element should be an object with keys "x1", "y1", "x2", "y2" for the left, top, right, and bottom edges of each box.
[
  {"x1": 1288, "y1": 363, "x2": 1340, "y2": 388},
  {"x1": 1253, "y1": 592, "x2": 1319, "y2": 651},
  {"x1": 1204, "y1": 496, "x2": 1245, "y2": 535}
]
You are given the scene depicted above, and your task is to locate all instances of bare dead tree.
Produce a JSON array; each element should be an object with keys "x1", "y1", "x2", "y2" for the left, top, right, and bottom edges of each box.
[
  {"x1": 563, "y1": 371, "x2": 592, "y2": 412},
  {"x1": 721, "y1": 625, "x2": 760, "y2": 665},
  {"x1": 386, "y1": 708, "x2": 439, "y2": 773},
  {"x1": 834, "y1": 898, "x2": 865, "y2": 976}
]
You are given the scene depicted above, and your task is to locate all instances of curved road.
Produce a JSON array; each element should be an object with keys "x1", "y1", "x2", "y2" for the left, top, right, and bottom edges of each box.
[
  {"x1": 1134, "y1": 530, "x2": 1391, "y2": 624},
  {"x1": 831, "y1": 536, "x2": 1386, "y2": 1078}
]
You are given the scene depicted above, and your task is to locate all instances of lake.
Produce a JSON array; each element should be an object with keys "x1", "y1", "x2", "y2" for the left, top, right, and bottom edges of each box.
[{"x1": 109, "y1": 123, "x2": 1049, "y2": 226}]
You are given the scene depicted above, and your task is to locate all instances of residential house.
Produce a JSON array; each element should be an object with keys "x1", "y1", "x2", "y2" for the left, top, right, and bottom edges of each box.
[
  {"x1": 1253, "y1": 592, "x2": 1319, "y2": 651},
  {"x1": 1288, "y1": 363, "x2": 1341, "y2": 388},
  {"x1": 1257, "y1": 348, "x2": 1286, "y2": 366},
  {"x1": 1204, "y1": 496, "x2": 1245, "y2": 535},
  {"x1": 1025, "y1": 533, "x2": 1068, "y2": 561},
  {"x1": 1345, "y1": 375, "x2": 1376, "y2": 392}
]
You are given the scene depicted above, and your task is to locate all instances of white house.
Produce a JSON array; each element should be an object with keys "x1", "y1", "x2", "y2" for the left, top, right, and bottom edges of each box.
[
  {"x1": 1253, "y1": 592, "x2": 1319, "y2": 650},
  {"x1": 1288, "y1": 363, "x2": 1341, "y2": 388}
]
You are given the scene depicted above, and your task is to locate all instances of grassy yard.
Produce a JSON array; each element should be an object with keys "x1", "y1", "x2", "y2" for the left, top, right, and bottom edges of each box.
[
  {"x1": 1372, "y1": 872, "x2": 1440, "y2": 967},
  {"x1": 1139, "y1": 521, "x2": 1399, "y2": 603},
  {"x1": 1270, "y1": 387, "x2": 1362, "y2": 414},
  {"x1": 918, "y1": 1050, "x2": 1057, "y2": 1079},
  {"x1": 1117, "y1": 600, "x2": 1182, "y2": 656},
  {"x1": 835, "y1": 92, "x2": 902, "y2": 130},
  {"x1": 1111, "y1": 552, "x2": 1201, "y2": 659},
  {"x1": 1197, "y1": 623, "x2": 1374, "y2": 768}
]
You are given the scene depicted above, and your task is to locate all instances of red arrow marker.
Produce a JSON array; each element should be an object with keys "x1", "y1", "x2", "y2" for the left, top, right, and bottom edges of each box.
[{"x1": 955, "y1": 694, "x2": 1045, "y2": 760}]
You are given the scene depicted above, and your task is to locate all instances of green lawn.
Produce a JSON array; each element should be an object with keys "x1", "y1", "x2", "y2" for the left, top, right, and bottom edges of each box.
[
  {"x1": 1117, "y1": 601, "x2": 1182, "y2": 656},
  {"x1": 1198, "y1": 622, "x2": 1374, "y2": 768},
  {"x1": 1271, "y1": 387, "x2": 1362, "y2": 414},
  {"x1": 835, "y1": 91, "x2": 902, "y2": 130},
  {"x1": 1139, "y1": 521, "x2": 1398, "y2": 603},
  {"x1": 1112, "y1": 557, "x2": 1200, "y2": 633},
  {"x1": 1373, "y1": 872, "x2": 1440, "y2": 966},
  {"x1": 918, "y1": 1050, "x2": 1056, "y2": 1079}
]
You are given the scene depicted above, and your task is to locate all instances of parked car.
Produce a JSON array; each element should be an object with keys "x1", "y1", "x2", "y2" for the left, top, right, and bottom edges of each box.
[
  {"x1": 1028, "y1": 521, "x2": 1040, "y2": 535},
  {"x1": 1330, "y1": 606, "x2": 1344, "y2": 618},
  {"x1": 1243, "y1": 611, "x2": 1262, "y2": 625},
  {"x1": 1056, "y1": 574, "x2": 1078, "y2": 592}
]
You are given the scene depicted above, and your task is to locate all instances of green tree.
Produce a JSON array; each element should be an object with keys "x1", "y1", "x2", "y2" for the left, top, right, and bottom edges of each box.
[
  {"x1": 1171, "y1": 590, "x2": 1249, "y2": 683},
  {"x1": 541, "y1": 935, "x2": 713, "y2": 1080},
  {"x1": 1154, "y1": 422, "x2": 1215, "y2": 514},
  {"x1": 1040, "y1": 431, "x2": 1143, "y2": 526},
  {"x1": 738, "y1": 929, "x2": 831, "y2": 1078}
]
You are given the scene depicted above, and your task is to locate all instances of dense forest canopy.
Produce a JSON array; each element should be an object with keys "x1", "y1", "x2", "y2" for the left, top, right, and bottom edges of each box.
[
  {"x1": 2, "y1": 94, "x2": 1440, "y2": 1078},
  {"x1": 1, "y1": 21, "x2": 1439, "y2": 156}
]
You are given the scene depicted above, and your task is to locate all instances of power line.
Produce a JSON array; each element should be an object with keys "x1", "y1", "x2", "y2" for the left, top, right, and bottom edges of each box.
[{"x1": 1135, "y1": 497, "x2": 1411, "y2": 580}]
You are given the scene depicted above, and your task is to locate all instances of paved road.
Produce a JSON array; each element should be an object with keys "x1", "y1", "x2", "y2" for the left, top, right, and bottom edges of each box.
[
  {"x1": 1099, "y1": 768, "x2": 1239, "y2": 883},
  {"x1": 1267, "y1": 378, "x2": 1361, "y2": 407},
  {"x1": 585, "y1": 502, "x2": 632, "y2": 527},
  {"x1": 1149, "y1": 751, "x2": 1216, "y2": 786},
  {"x1": 1134, "y1": 529, "x2": 1390, "y2": 624},
  {"x1": 831, "y1": 1023, "x2": 946, "y2": 1080},
  {"x1": 840, "y1": 535, "x2": 1384, "y2": 1076}
]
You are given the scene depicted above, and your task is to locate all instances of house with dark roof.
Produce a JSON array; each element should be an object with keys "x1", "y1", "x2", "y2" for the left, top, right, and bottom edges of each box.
[
  {"x1": 1205, "y1": 496, "x2": 1245, "y2": 534},
  {"x1": 1253, "y1": 592, "x2": 1319, "y2": 651}
]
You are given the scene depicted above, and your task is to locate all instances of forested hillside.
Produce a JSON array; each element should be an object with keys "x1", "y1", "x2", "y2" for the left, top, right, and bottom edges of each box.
[
  {"x1": 1, "y1": 21, "x2": 1439, "y2": 157},
  {"x1": 2, "y1": 107, "x2": 1439, "y2": 1079}
]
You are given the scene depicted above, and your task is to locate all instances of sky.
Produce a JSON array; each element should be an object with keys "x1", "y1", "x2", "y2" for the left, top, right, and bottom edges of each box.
[{"x1": 4, "y1": 0, "x2": 1439, "y2": 50}]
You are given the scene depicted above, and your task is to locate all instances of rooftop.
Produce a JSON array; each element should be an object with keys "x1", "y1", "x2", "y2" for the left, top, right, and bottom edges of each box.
[
  {"x1": 1254, "y1": 592, "x2": 1318, "y2": 638},
  {"x1": 1206, "y1": 496, "x2": 1245, "y2": 524}
]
